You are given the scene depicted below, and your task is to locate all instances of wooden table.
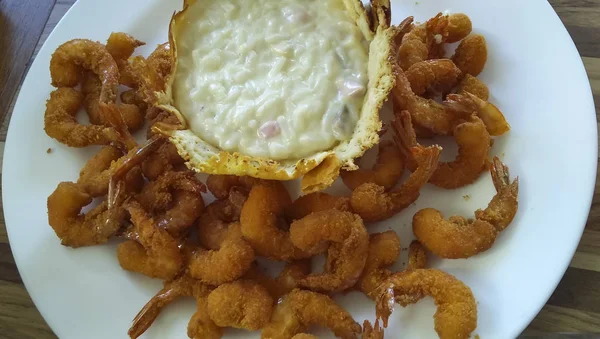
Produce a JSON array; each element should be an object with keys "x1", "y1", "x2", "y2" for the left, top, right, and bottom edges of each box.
[{"x1": 0, "y1": 0, "x2": 598, "y2": 337}]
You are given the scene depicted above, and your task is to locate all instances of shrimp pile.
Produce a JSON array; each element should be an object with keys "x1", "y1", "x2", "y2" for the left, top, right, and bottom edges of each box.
[{"x1": 44, "y1": 9, "x2": 521, "y2": 339}]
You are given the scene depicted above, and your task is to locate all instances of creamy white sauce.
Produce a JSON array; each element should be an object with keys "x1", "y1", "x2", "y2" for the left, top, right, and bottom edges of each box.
[{"x1": 174, "y1": 0, "x2": 369, "y2": 160}]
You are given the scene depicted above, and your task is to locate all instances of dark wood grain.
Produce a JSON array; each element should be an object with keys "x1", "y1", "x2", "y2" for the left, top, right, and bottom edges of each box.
[
  {"x1": 0, "y1": 0, "x2": 55, "y2": 123},
  {"x1": 0, "y1": 0, "x2": 599, "y2": 337}
]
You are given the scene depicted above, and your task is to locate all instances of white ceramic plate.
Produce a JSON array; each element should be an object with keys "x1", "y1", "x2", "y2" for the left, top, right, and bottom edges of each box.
[{"x1": 3, "y1": 0, "x2": 596, "y2": 338}]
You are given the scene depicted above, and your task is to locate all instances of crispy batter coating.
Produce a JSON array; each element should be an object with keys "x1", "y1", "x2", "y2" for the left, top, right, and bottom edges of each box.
[
  {"x1": 285, "y1": 192, "x2": 351, "y2": 221},
  {"x1": 261, "y1": 289, "x2": 361, "y2": 339},
  {"x1": 290, "y1": 210, "x2": 369, "y2": 292},
  {"x1": 452, "y1": 34, "x2": 487, "y2": 76},
  {"x1": 375, "y1": 269, "x2": 477, "y2": 339},
  {"x1": 117, "y1": 201, "x2": 183, "y2": 279},
  {"x1": 189, "y1": 222, "x2": 255, "y2": 285},
  {"x1": 47, "y1": 182, "x2": 125, "y2": 248},
  {"x1": 50, "y1": 39, "x2": 119, "y2": 103},
  {"x1": 240, "y1": 184, "x2": 309, "y2": 261},
  {"x1": 413, "y1": 157, "x2": 519, "y2": 258},
  {"x1": 44, "y1": 88, "x2": 119, "y2": 147},
  {"x1": 207, "y1": 280, "x2": 273, "y2": 331},
  {"x1": 341, "y1": 140, "x2": 405, "y2": 191}
]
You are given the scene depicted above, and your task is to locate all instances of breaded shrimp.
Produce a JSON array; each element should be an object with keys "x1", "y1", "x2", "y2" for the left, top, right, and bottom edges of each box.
[
  {"x1": 261, "y1": 289, "x2": 361, "y2": 339},
  {"x1": 50, "y1": 39, "x2": 119, "y2": 103},
  {"x1": 144, "y1": 106, "x2": 182, "y2": 139},
  {"x1": 291, "y1": 334, "x2": 318, "y2": 339},
  {"x1": 197, "y1": 190, "x2": 247, "y2": 250},
  {"x1": 362, "y1": 320, "x2": 385, "y2": 339},
  {"x1": 350, "y1": 144, "x2": 441, "y2": 222},
  {"x1": 81, "y1": 72, "x2": 144, "y2": 132},
  {"x1": 391, "y1": 65, "x2": 467, "y2": 136},
  {"x1": 375, "y1": 269, "x2": 477, "y2": 339},
  {"x1": 77, "y1": 145, "x2": 144, "y2": 197},
  {"x1": 44, "y1": 88, "x2": 119, "y2": 147},
  {"x1": 141, "y1": 142, "x2": 186, "y2": 180},
  {"x1": 47, "y1": 182, "x2": 125, "y2": 248},
  {"x1": 188, "y1": 297, "x2": 223, "y2": 339},
  {"x1": 147, "y1": 42, "x2": 172, "y2": 80},
  {"x1": 357, "y1": 232, "x2": 428, "y2": 305},
  {"x1": 240, "y1": 184, "x2": 310, "y2": 261},
  {"x1": 136, "y1": 171, "x2": 206, "y2": 237},
  {"x1": 189, "y1": 222, "x2": 255, "y2": 285},
  {"x1": 444, "y1": 92, "x2": 510, "y2": 136},
  {"x1": 117, "y1": 201, "x2": 183, "y2": 279},
  {"x1": 207, "y1": 280, "x2": 273, "y2": 331},
  {"x1": 128, "y1": 273, "x2": 218, "y2": 339},
  {"x1": 244, "y1": 261, "x2": 311, "y2": 301},
  {"x1": 106, "y1": 32, "x2": 145, "y2": 87},
  {"x1": 454, "y1": 74, "x2": 489, "y2": 101},
  {"x1": 128, "y1": 55, "x2": 165, "y2": 105},
  {"x1": 452, "y1": 34, "x2": 487, "y2": 76},
  {"x1": 405, "y1": 59, "x2": 462, "y2": 96},
  {"x1": 413, "y1": 157, "x2": 519, "y2": 258},
  {"x1": 290, "y1": 210, "x2": 369, "y2": 292},
  {"x1": 357, "y1": 231, "x2": 401, "y2": 298},
  {"x1": 340, "y1": 140, "x2": 405, "y2": 191},
  {"x1": 285, "y1": 192, "x2": 351, "y2": 221},
  {"x1": 396, "y1": 110, "x2": 490, "y2": 189},
  {"x1": 206, "y1": 174, "x2": 265, "y2": 199}
]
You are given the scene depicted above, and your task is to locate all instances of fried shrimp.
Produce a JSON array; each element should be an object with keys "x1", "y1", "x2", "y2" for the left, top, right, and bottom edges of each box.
[
  {"x1": 188, "y1": 297, "x2": 223, "y2": 339},
  {"x1": 140, "y1": 142, "x2": 186, "y2": 181},
  {"x1": 413, "y1": 156, "x2": 518, "y2": 258},
  {"x1": 44, "y1": 88, "x2": 120, "y2": 147},
  {"x1": 128, "y1": 55, "x2": 165, "y2": 105},
  {"x1": 117, "y1": 201, "x2": 183, "y2": 279},
  {"x1": 357, "y1": 231, "x2": 401, "y2": 298},
  {"x1": 106, "y1": 32, "x2": 145, "y2": 87},
  {"x1": 454, "y1": 74, "x2": 489, "y2": 101},
  {"x1": 391, "y1": 66, "x2": 467, "y2": 136},
  {"x1": 240, "y1": 184, "x2": 310, "y2": 261},
  {"x1": 291, "y1": 335, "x2": 318, "y2": 339},
  {"x1": 244, "y1": 261, "x2": 311, "y2": 301},
  {"x1": 405, "y1": 59, "x2": 462, "y2": 96},
  {"x1": 397, "y1": 13, "x2": 470, "y2": 70},
  {"x1": 207, "y1": 280, "x2": 273, "y2": 331},
  {"x1": 77, "y1": 145, "x2": 144, "y2": 197},
  {"x1": 77, "y1": 132, "x2": 163, "y2": 199},
  {"x1": 128, "y1": 273, "x2": 218, "y2": 339},
  {"x1": 50, "y1": 39, "x2": 119, "y2": 103},
  {"x1": 197, "y1": 191, "x2": 247, "y2": 250},
  {"x1": 375, "y1": 269, "x2": 477, "y2": 339},
  {"x1": 350, "y1": 143, "x2": 441, "y2": 222},
  {"x1": 358, "y1": 232, "x2": 428, "y2": 305},
  {"x1": 340, "y1": 140, "x2": 405, "y2": 191},
  {"x1": 452, "y1": 34, "x2": 487, "y2": 77},
  {"x1": 444, "y1": 92, "x2": 510, "y2": 136},
  {"x1": 261, "y1": 289, "x2": 361, "y2": 339},
  {"x1": 206, "y1": 175, "x2": 265, "y2": 199},
  {"x1": 47, "y1": 182, "x2": 125, "y2": 248},
  {"x1": 286, "y1": 192, "x2": 351, "y2": 221},
  {"x1": 189, "y1": 222, "x2": 255, "y2": 285},
  {"x1": 136, "y1": 171, "x2": 206, "y2": 237},
  {"x1": 396, "y1": 110, "x2": 490, "y2": 189},
  {"x1": 362, "y1": 320, "x2": 385, "y2": 339},
  {"x1": 81, "y1": 72, "x2": 144, "y2": 132},
  {"x1": 147, "y1": 42, "x2": 172, "y2": 80},
  {"x1": 396, "y1": 20, "x2": 428, "y2": 70},
  {"x1": 289, "y1": 210, "x2": 369, "y2": 292}
]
